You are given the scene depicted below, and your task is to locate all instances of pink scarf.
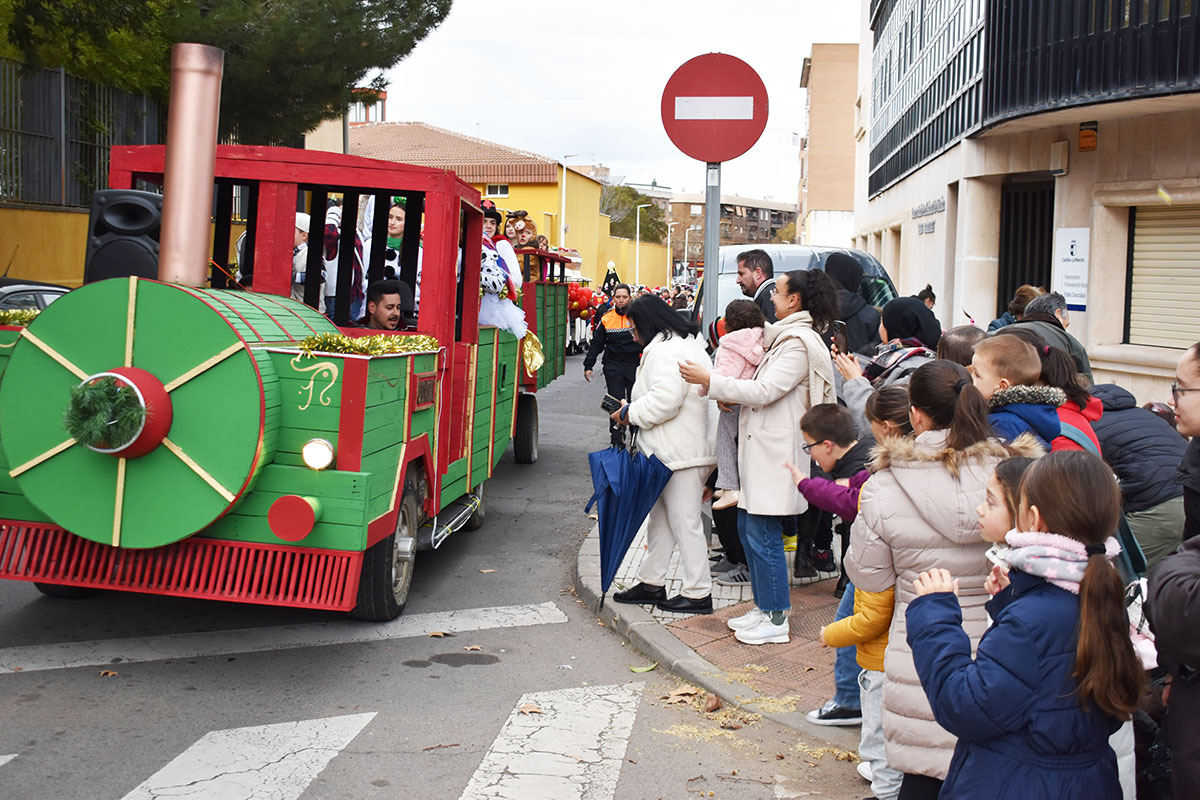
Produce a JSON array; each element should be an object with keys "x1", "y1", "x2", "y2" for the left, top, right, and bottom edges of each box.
[{"x1": 1003, "y1": 531, "x2": 1121, "y2": 595}]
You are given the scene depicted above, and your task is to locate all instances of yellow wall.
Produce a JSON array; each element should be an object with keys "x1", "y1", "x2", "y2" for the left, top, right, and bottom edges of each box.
[
  {"x1": 472, "y1": 167, "x2": 606, "y2": 283},
  {"x1": 598, "y1": 231, "x2": 669, "y2": 288},
  {"x1": 0, "y1": 206, "x2": 90, "y2": 287}
]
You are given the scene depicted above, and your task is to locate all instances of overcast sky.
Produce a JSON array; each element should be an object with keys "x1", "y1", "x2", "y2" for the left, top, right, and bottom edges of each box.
[{"x1": 384, "y1": 1, "x2": 860, "y2": 203}]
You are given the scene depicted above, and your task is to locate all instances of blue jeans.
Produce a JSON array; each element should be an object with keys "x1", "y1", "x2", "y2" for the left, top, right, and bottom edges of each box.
[
  {"x1": 737, "y1": 510, "x2": 791, "y2": 613},
  {"x1": 833, "y1": 579, "x2": 861, "y2": 709}
]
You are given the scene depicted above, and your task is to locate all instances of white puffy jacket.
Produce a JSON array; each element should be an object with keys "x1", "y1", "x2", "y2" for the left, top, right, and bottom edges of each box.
[{"x1": 626, "y1": 332, "x2": 717, "y2": 471}]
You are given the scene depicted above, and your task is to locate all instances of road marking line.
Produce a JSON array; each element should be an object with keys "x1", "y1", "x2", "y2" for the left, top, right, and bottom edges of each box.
[
  {"x1": 460, "y1": 683, "x2": 641, "y2": 800},
  {"x1": 0, "y1": 601, "x2": 567, "y2": 674},
  {"x1": 0, "y1": 754, "x2": 16, "y2": 768},
  {"x1": 674, "y1": 96, "x2": 754, "y2": 120},
  {"x1": 120, "y1": 712, "x2": 375, "y2": 800}
]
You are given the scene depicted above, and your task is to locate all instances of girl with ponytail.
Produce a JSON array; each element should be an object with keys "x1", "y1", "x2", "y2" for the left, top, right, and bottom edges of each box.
[
  {"x1": 906, "y1": 450, "x2": 1141, "y2": 798},
  {"x1": 844, "y1": 361, "x2": 1041, "y2": 796}
]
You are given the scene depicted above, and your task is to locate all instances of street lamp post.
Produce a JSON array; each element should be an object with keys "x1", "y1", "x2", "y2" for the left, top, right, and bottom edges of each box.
[
  {"x1": 684, "y1": 224, "x2": 701, "y2": 279},
  {"x1": 634, "y1": 203, "x2": 651, "y2": 286},
  {"x1": 666, "y1": 222, "x2": 679, "y2": 288},
  {"x1": 558, "y1": 153, "x2": 579, "y2": 250}
]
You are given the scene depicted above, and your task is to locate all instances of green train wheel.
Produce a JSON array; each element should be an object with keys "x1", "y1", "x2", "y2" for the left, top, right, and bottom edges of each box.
[{"x1": 0, "y1": 278, "x2": 279, "y2": 549}]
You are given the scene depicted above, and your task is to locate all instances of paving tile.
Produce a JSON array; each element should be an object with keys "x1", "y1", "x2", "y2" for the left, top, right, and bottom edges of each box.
[{"x1": 669, "y1": 626, "x2": 721, "y2": 650}]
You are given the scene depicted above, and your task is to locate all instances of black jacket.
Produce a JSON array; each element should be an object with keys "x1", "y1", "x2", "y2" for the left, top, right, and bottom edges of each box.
[
  {"x1": 837, "y1": 289, "x2": 881, "y2": 356},
  {"x1": 1089, "y1": 384, "x2": 1187, "y2": 513},
  {"x1": 1181, "y1": 439, "x2": 1200, "y2": 541},
  {"x1": 753, "y1": 278, "x2": 777, "y2": 323},
  {"x1": 583, "y1": 307, "x2": 641, "y2": 371}
]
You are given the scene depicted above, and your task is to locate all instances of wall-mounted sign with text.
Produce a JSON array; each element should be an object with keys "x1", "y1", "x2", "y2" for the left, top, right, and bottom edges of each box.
[{"x1": 1052, "y1": 227, "x2": 1090, "y2": 312}]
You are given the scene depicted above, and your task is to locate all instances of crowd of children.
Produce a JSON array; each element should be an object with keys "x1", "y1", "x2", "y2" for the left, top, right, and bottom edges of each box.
[{"x1": 609, "y1": 269, "x2": 1198, "y2": 799}]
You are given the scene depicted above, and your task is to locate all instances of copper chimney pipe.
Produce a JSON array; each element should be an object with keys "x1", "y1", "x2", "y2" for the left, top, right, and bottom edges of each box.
[{"x1": 158, "y1": 43, "x2": 224, "y2": 286}]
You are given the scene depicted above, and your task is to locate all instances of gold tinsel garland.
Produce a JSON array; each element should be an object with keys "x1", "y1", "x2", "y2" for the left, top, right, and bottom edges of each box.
[
  {"x1": 0, "y1": 309, "x2": 40, "y2": 327},
  {"x1": 296, "y1": 332, "x2": 440, "y2": 357}
]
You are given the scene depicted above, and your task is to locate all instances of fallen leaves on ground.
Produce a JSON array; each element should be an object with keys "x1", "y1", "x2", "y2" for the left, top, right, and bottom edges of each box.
[
  {"x1": 705, "y1": 693, "x2": 723, "y2": 712},
  {"x1": 427, "y1": 631, "x2": 453, "y2": 638},
  {"x1": 517, "y1": 703, "x2": 543, "y2": 715},
  {"x1": 630, "y1": 662, "x2": 658, "y2": 673},
  {"x1": 794, "y1": 742, "x2": 859, "y2": 762},
  {"x1": 421, "y1": 742, "x2": 460, "y2": 751},
  {"x1": 586, "y1": 513, "x2": 598, "y2": 520},
  {"x1": 464, "y1": 645, "x2": 482, "y2": 652},
  {"x1": 478, "y1": 569, "x2": 497, "y2": 573},
  {"x1": 99, "y1": 670, "x2": 118, "y2": 677}
]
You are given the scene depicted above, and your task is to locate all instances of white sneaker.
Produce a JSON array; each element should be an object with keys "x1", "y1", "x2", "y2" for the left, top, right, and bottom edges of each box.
[
  {"x1": 856, "y1": 761, "x2": 873, "y2": 782},
  {"x1": 726, "y1": 607, "x2": 767, "y2": 631},
  {"x1": 733, "y1": 616, "x2": 790, "y2": 645}
]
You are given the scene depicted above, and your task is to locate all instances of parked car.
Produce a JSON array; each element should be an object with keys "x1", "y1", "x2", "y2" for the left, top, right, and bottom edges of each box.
[
  {"x1": 0, "y1": 278, "x2": 70, "y2": 310},
  {"x1": 693, "y1": 244, "x2": 898, "y2": 329}
]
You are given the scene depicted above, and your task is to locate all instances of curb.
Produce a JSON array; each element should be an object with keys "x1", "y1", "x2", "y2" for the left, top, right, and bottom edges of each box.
[{"x1": 573, "y1": 526, "x2": 858, "y2": 749}]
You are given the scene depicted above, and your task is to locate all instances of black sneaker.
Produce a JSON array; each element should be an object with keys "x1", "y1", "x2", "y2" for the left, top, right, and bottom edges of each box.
[
  {"x1": 812, "y1": 547, "x2": 836, "y2": 573},
  {"x1": 805, "y1": 700, "x2": 862, "y2": 726}
]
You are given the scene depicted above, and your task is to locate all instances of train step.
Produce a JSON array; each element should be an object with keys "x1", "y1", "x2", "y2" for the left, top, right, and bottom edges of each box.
[{"x1": 415, "y1": 492, "x2": 481, "y2": 550}]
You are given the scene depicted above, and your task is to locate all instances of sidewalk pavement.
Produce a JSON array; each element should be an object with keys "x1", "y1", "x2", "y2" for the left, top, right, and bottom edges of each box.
[{"x1": 573, "y1": 523, "x2": 860, "y2": 751}]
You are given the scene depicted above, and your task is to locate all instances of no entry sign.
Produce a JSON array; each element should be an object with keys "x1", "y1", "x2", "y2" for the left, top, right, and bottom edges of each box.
[{"x1": 661, "y1": 53, "x2": 769, "y2": 163}]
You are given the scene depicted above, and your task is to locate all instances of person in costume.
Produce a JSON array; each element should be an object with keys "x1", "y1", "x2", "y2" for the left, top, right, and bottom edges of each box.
[{"x1": 478, "y1": 221, "x2": 526, "y2": 338}]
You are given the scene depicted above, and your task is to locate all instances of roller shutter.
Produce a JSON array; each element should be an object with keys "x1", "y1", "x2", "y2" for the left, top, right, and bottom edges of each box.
[{"x1": 1128, "y1": 204, "x2": 1200, "y2": 349}]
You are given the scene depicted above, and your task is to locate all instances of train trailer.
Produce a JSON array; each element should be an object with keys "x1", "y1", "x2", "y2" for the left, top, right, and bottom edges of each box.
[{"x1": 0, "y1": 143, "x2": 567, "y2": 621}]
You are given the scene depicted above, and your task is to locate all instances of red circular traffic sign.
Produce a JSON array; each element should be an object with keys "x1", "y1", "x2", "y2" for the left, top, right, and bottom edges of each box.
[{"x1": 661, "y1": 53, "x2": 769, "y2": 163}]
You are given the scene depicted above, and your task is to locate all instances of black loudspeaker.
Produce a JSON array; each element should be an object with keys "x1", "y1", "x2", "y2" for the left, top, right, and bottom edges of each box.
[{"x1": 83, "y1": 190, "x2": 163, "y2": 284}]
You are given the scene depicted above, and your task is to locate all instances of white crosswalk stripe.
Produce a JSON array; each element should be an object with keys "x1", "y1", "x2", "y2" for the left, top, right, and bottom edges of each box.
[
  {"x1": 120, "y1": 713, "x2": 376, "y2": 800},
  {"x1": 0, "y1": 601, "x2": 567, "y2": 673},
  {"x1": 460, "y1": 683, "x2": 642, "y2": 800},
  {"x1": 0, "y1": 754, "x2": 16, "y2": 768}
]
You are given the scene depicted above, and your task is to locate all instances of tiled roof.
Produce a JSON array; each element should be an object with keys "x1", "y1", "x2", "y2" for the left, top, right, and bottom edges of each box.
[
  {"x1": 671, "y1": 192, "x2": 798, "y2": 213},
  {"x1": 350, "y1": 122, "x2": 562, "y2": 184}
]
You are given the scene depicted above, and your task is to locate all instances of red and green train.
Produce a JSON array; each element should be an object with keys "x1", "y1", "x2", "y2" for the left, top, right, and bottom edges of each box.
[{"x1": 0, "y1": 144, "x2": 567, "y2": 620}]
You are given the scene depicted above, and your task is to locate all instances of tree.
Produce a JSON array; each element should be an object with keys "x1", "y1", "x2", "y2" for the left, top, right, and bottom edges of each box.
[
  {"x1": 601, "y1": 185, "x2": 667, "y2": 243},
  {"x1": 773, "y1": 220, "x2": 797, "y2": 244},
  {"x1": 2, "y1": 0, "x2": 452, "y2": 144}
]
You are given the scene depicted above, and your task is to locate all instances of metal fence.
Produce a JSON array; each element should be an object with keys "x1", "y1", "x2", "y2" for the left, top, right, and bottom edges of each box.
[{"x1": 0, "y1": 59, "x2": 164, "y2": 207}]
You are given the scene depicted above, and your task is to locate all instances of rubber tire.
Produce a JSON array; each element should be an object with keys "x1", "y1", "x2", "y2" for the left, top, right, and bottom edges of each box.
[
  {"x1": 465, "y1": 480, "x2": 486, "y2": 531},
  {"x1": 33, "y1": 582, "x2": 98, "y2": 599},
  {"x1": 350, "y1": 483, "x2": 418, "y2": 621},
  {"x1": 513, "y1": 393, "x2": 539, "y2": 464}
]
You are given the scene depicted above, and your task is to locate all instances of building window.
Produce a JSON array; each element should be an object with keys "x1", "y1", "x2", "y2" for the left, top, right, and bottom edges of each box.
[
  {"x1": 690, "y1": 204, "x2": 703, "y2": 215},
  {"x1": 484, "y1": 184, "x2": 509, "y2": 198},
  {"x1": 1126, "y1": 204, "x2": 1200, "y2": 348}
]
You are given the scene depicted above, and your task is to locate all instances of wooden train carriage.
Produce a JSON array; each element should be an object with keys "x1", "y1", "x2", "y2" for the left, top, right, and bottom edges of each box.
[{"x1": 0, "y1": 145, "x2": 564, "y2": 620}]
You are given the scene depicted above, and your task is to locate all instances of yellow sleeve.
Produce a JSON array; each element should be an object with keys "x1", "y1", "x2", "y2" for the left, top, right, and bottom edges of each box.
[{"x1": 822, "y1": 587, "x2": 896, "y2": 649}]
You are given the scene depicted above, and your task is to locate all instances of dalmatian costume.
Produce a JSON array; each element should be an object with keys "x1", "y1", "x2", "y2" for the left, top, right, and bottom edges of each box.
[{"x1": 478, "y1": 235, "x2": 526, "y2": 337}]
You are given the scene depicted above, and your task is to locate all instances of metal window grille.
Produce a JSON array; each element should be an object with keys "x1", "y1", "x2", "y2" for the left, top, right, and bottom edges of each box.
[{"x1": 0, "y1": 58, "x2": 163, "y2": 207}]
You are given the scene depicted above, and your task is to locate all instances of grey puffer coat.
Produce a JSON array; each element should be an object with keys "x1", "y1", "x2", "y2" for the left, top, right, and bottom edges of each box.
[{"x1": 846, "y1": 429, "x2": 1042, "y2": 779}]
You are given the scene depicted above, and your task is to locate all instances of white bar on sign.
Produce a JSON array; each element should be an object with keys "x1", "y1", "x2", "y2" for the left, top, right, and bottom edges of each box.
[{"x1": 675, "y1": 96, "x2": 754, "y2": 121}]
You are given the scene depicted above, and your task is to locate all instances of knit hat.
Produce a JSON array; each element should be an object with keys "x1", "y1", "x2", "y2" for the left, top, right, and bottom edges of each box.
[
  {"x1": 881, "y1": 296, "x2": 941, "y2": 349},
  {"x1": 824, "y1": 252, "x2": 862, "y2": 293}
]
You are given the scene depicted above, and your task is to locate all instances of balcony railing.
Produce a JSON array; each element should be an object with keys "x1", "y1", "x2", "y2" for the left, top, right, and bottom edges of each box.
[{"x1": 983, "y1": 0, "x2": 1200, "y2": 125}]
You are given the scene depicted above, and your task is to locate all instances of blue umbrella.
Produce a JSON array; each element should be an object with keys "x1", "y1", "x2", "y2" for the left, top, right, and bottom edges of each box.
[{"x1": 585, "y1": 444, "x2": 673, "y2": 607}]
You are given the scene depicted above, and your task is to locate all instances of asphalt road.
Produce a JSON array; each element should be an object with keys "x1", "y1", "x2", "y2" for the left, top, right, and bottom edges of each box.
[{"x1": 0, "y1": 355, "x2": 863, "y2": 800}]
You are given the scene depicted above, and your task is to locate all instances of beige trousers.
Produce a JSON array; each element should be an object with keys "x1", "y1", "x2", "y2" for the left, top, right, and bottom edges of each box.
[{"x1": 636, "y1": 465, "x2": 712, "y2": 599}]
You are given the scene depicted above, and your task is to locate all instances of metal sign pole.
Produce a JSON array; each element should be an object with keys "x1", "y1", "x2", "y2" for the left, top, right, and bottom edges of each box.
[{"x1": 702, "y1": 162, "x2": 721, "y2": 329}]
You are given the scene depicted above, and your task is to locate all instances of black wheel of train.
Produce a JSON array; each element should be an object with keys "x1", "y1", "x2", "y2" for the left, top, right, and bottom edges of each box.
[
  {"x1": 351, "y1": 479, "x2": 418, "y2": 621},
  {"x1": 513, "y1": 393, "x2": 539, "y2": 464}
]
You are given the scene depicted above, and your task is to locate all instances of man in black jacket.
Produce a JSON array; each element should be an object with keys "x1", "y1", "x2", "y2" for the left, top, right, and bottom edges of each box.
[
  {"x1": 584, "y1": 284, "x2": 641, "y2": 445},
  {"x1": 823, "y1": 253, "x2": 881, "y2": 356},
  {"x1": 735, "y1": 249, "x2": 777, "y2": 323},
  {"x1": 1090, "y1": 383, "x2": 1188, "y2": 570},
  {"x1": 1012, "y1": 292, "x2": 1093, "y2": 382}
]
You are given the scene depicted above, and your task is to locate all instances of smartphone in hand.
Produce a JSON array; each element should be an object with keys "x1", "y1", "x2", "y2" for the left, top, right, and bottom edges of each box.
[
  {"x1": 600, "y1": 394, "x2": 623, "y2": 413},
  {"x1": 831, "y1": 320, "x2": 848, "y2": 355}
]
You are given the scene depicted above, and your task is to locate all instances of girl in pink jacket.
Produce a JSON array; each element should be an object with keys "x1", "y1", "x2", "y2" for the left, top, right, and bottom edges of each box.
[{"x1": 706, "y1": 300, "x2": 766, "y2": 509}]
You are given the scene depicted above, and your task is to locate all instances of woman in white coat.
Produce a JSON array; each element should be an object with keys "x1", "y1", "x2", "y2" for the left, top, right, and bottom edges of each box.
[
  {"x1": 611, "y1": 295, "x2": 719, "y2": 614},
  {"x1": 680, "y1": 269, "x2": 838, "y2": 643}
]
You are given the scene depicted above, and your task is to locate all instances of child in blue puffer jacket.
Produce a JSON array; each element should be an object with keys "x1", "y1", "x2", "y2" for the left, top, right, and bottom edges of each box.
[{"x1": 905, "y1": 451, "x2": 1143, "y2": 799}]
